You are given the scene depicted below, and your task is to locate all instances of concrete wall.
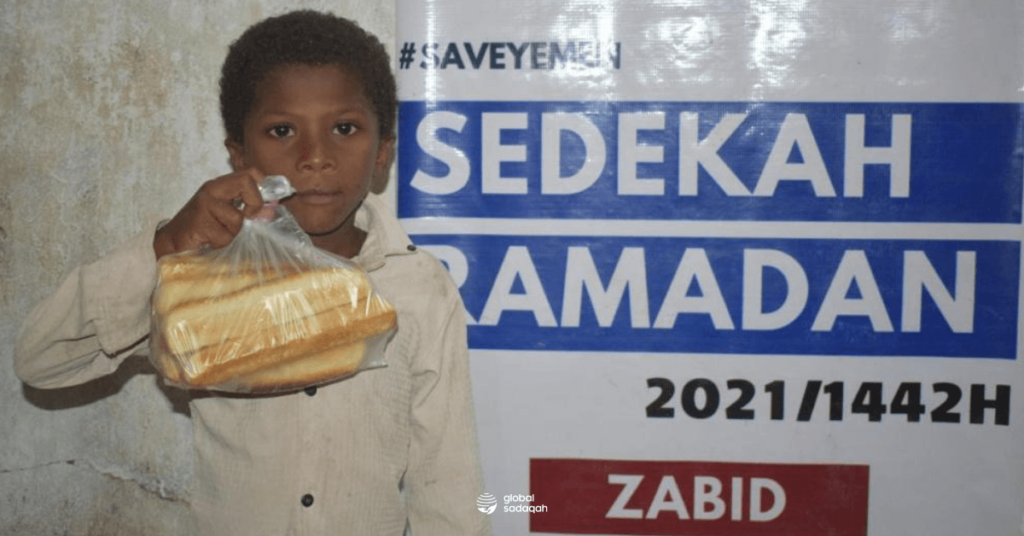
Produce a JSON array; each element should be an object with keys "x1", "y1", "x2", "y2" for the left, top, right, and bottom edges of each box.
[{"x1": 0, "y1": 2, "x2": 397, "y2": 534}]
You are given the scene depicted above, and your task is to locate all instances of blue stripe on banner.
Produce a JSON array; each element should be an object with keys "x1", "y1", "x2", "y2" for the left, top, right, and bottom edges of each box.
[
  {"x1": 413, "y1": 235, "x2": 1020, "y2": 358},
  {"x1": 397, "y1": 101, "x2": 1024, "y2": 224}
]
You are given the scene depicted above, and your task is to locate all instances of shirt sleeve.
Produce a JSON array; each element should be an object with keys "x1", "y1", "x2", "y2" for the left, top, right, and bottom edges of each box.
[
  {"x1": 13, "y1": 222, "x2": 161, "y2": 389},
  {"x1": 405, "y1": 285, "x2": 492, "y2": 536}
]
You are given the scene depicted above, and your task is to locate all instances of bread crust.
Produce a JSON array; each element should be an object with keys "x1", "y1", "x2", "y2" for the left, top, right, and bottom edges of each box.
[
  {"x1": 183, "y1": 304, "x2": 396, "y2": 388},
  {"x1": 221, "y1": 341, "x2": 366, "y2": 392},
  {"x1": 161, "y1": 270, "x2": 370, "y2": 355},
  {"x1": 151, "y1": 254, "x2": 397, "y2": 393}
]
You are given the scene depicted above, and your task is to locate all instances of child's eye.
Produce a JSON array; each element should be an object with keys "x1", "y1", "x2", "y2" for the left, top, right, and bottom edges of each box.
[
  {"x1": 334, "y1": 123, "x2": 358, "y2": 136},
  {"x1": 267, "y1": 125, "x2": 294, "y2": 139}
]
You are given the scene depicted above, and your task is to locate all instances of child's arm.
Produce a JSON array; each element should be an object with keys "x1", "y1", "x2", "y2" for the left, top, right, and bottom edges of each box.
[
  {"x1": 14, "y1": 224, "x2": 161, "y2": 388},
  {"x1": 14, "y1": 170, "x2": 265, "y2": 388},
  {"x1": 405, "y1": 288, "x2": 492, "y2": 535}
]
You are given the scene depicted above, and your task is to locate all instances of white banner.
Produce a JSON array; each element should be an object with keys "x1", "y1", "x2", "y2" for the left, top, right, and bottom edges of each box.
[{"x1": 397, "y1": 2, "x2": 1024, "y2": 535}]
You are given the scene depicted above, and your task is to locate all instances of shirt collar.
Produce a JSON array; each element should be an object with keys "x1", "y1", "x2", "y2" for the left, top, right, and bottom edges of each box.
[{"x1": 353, "y1": 193, "x2": 416, "y2": 272}]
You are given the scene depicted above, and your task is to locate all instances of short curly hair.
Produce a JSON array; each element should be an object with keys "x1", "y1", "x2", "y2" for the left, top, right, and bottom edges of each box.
[{"x1": 219, "y1": 10, "x2": 397, "y2": 145}]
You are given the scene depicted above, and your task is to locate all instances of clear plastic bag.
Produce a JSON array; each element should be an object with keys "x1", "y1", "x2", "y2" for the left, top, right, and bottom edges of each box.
[{"x1": 148, "y1": 176, "x2": 396, "y2": 394}]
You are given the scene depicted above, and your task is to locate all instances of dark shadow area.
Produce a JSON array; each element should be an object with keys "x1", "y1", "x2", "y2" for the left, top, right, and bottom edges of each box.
[{"x1": 20, "y1": 354, "x2": 192, "y2": 417}]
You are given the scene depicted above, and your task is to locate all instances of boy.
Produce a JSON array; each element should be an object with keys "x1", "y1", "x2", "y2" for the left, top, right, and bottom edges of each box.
[{"x1": 15, "y1": 10, "x2": 490, "y2": 535}]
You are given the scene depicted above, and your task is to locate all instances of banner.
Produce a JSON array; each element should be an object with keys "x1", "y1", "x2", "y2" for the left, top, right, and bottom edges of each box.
[{"x1": 397, "y1": 2, "x2": 1024, "y2": 534}]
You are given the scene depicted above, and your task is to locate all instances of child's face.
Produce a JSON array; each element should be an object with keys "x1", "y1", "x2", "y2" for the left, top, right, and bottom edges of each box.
[{"x1": 227, "y1": 64, "x2": 393, "y2": 256}]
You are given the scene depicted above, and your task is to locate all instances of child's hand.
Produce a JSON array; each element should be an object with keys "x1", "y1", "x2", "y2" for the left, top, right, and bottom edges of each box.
[{"x1": 153, "y1": 169, "x2": 265, "y2": 260}]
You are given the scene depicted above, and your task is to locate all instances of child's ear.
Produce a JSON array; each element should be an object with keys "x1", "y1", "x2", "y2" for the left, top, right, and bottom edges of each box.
[
  {"x1": 371, "y1": 136, "x2": 396, "y2": 194},
  {"x1": 225, "y1": 139, "x2": 246, "y2": 172}
]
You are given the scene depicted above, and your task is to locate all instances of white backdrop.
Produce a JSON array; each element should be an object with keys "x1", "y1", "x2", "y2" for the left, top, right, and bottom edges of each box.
[{"x1": 397, "y1": 2, "x2": 1024, "y2": 535}]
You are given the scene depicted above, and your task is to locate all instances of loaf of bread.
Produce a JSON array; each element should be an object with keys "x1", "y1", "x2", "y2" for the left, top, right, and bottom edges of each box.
[{"x1": 150, "y1": 251, "x2": 397, "y2": 393}]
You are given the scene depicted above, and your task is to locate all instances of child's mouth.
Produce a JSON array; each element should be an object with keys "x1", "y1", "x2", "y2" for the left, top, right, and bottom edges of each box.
[{"x1": 295, "y1": 189, "x2": 341, "y2": 205}]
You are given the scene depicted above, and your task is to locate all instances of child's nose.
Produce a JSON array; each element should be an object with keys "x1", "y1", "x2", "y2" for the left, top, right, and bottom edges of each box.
[{"x1": 298, "y1": 139, "x2": 334, "y2": 172}]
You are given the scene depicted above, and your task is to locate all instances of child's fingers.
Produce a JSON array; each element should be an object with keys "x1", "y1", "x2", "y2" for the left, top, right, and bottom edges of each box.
[
  {"x1": 206, "y1": 198, "x2": 246, "y2": 243},
  {"x1": 233, "y1": 169, "x2": 266, "y2": 218},
  {"x1": 200, "y1": 172, "x2": 262, "y2": 211},
  {"x1": 157, "y1": 170, "x2": 271, "y2": 257}
]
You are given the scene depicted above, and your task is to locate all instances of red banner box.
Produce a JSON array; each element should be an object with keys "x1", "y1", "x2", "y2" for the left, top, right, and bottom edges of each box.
[{"x1": 530, "y1": 458, "x2": 868, "y2": 536}]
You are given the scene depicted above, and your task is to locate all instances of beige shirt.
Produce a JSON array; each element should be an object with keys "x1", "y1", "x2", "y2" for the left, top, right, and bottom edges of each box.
[{"x1": 14, "y1": 194, "x2": 491, "y2": 536}]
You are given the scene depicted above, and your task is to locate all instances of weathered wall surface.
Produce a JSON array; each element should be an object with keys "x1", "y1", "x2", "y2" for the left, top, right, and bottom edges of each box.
[{"x1": 0, "y1": 2, "x2": 397, "y2": 533}]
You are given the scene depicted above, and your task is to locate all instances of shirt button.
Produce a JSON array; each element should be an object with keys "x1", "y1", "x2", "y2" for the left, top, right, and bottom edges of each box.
[
  {"x1": 407, "y1": 244, "x2": 417, "y2": 251},
  {"x1": 304, "y1": 386, "x2": 317, "y2": 396},
  {"x1": 301, "y1": 494, "x2": 314, "y2": 507}
]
